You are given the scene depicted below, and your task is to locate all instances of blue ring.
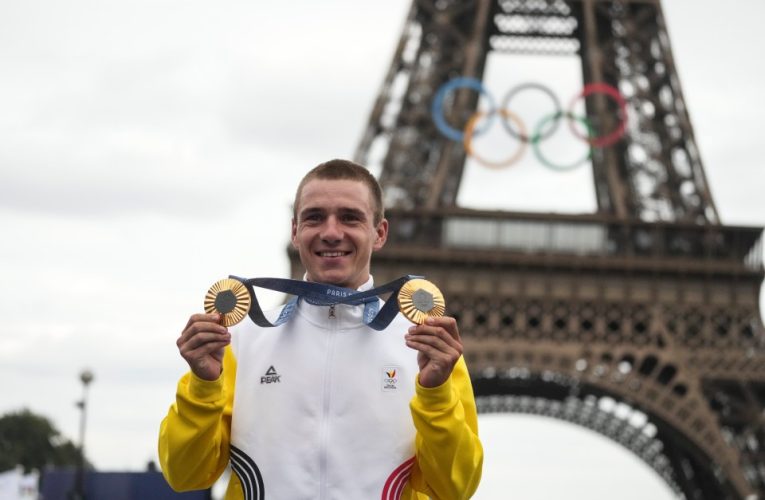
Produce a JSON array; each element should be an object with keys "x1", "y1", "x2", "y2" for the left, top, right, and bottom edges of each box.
[{"x1": 431, "y1": 77, "x2": 496, "y2": 142}]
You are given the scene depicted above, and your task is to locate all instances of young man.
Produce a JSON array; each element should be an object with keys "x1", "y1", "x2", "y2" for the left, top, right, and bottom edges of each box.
[{"x1": 159, "y1": 159, "x2": 483, "y2": 499}]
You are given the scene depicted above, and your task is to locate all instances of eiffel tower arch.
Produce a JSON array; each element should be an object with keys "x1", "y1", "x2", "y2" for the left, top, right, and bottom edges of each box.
[{"x1": 289, "y1": 0, "x2": 765, "y2": 497}]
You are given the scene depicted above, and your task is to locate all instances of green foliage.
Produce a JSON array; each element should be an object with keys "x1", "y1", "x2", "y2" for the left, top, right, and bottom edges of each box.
[{"x1": 0, "y1": 408, "x2": 83, "y2": 474}]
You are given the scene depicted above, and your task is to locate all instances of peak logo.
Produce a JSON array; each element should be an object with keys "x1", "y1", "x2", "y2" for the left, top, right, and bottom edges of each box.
[
  {"x1": 260, "y1": 365, "x2": 281, "y2": 384},
  {"x1": 382, "y1": 366, "x2": 400, "y2": 392}
]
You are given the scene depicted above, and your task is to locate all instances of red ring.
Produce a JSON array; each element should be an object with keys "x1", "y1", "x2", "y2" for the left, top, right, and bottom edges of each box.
[{"x1": 567, "y1": 82, "x2": 627, "y2": 148}]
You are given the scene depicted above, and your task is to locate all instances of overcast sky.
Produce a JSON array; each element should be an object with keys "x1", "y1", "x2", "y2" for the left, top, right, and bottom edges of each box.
[{"x1": 1, "y1": 1, "x2": 763, "y2": 498}]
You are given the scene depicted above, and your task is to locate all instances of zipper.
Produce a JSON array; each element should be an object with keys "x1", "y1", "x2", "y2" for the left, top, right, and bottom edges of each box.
[{"x1": 319, "y1": 305, "x2": 337, "y2": 500}]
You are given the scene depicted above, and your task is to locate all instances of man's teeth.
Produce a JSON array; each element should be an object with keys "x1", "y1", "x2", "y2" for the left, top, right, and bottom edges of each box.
[{"x1": 320, "y1": 251, "x2": 347, "y2": 257}]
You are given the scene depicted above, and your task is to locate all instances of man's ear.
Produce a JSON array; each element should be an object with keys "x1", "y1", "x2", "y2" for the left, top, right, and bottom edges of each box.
[
  {"x1": 373, "y1": 218, "x2": 389, "y2": 251},
  {"x1": 291, "y1": 218, "x2": 298, "y2": 248}
]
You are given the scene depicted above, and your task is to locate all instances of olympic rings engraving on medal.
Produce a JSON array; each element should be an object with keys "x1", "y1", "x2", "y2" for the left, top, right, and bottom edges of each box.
[{"x1": 431, "y1": 77, "x2": 628, "y2": 171}]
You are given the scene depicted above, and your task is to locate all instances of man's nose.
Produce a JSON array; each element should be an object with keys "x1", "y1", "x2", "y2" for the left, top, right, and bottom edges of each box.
[{"x1": 320, "y1": 216, "x2": 343, "y2": 242}]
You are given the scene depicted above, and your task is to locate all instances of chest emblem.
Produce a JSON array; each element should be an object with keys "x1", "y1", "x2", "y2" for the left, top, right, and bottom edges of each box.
[
  {"x1": 382, "y1": 366, "x2": 400, "y2": 392},
  {"x1": 260, "y1": 365, "x2": 281, "y2": 384}
]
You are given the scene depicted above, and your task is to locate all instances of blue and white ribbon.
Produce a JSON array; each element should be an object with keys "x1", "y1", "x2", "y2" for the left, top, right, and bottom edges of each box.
[{"x1": 230, "y1": 275, "x2": 421, "y2": 331}]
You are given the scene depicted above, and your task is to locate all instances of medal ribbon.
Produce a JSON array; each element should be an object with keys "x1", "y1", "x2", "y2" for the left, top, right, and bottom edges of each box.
[{"x1": 229, "y1": 275, "x2": 421, "y2": 331}]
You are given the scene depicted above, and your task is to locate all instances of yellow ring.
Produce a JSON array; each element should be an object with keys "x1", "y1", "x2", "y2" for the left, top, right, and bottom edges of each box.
[
  {"x1": 204, "y1": 278, "x2": 251, "y2": 327},
  {"x1": 463, "y1": 108, "x2": 528, "y2": 169}
]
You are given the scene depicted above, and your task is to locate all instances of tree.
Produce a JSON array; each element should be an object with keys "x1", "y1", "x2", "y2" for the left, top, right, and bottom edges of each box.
[{"x1": 0, "y1": 408, "x2": 84, "y2": 473}]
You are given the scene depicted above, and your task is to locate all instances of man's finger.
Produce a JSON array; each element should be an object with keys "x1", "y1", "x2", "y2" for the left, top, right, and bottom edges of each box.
[
  {"x1": 183, "y1": 313, "x2": 223, "y2": 330},
  {"x1": 407, "y1": 324, "x2": 462, "y2": 351},
  {"x1": 406, "y1": 334, "x2": 462, "y2": 356},
  {"x1": 180, "y1": 330, "x2": 230, "y2": 352},
  {"x1": 405, "y1": 338, "x2": 450, "y2": 360},
  {"x1": 182, "y1": 339, "x2": 230, "y2": 361},
  {"x1": 423, "y1": 316, "x2": 461, "y2": 340},
  {"x1": 178, "y1": 319, "x2": 228, "y2": 346}
]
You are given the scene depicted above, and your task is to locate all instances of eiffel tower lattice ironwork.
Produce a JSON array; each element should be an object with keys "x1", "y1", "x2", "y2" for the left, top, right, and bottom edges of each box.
[{"x1": 288, "y1": 0, "x2": 765, "y2": 498}]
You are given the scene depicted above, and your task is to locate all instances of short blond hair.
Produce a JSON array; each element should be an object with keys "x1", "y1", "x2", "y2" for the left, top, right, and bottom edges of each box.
[{"x1": 293, "y1": 159, "x2": 384, "y2": 225}]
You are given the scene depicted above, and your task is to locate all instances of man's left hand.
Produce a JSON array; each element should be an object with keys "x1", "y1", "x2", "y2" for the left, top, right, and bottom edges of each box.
[{"x1": 405, "y1": 316, "x2": 463, "y2": 388}]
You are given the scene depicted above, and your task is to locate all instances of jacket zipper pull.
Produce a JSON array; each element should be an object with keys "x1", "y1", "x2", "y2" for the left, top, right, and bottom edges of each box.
[{"x1": 328, "y1": 305, "x2": 336, "y2": 319}]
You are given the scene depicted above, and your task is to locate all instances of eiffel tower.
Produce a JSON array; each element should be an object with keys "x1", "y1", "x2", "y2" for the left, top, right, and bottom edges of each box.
[{"x1": 288, "y1": 0, "x2": 765, "y2": 497}]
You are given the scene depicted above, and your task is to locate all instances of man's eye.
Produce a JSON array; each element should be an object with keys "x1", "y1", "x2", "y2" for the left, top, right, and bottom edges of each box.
[
  {"x1": 341, "y1": 214, "x2": 361, "y2": 222},
  {"x1": 303, "y1": 214, "x2": 322, "y2": 222}
]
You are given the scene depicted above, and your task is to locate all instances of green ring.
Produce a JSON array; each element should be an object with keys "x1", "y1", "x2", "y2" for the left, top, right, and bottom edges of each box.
[{"x1": 532, "y1": 112, "x2": 594, "y2": 171}]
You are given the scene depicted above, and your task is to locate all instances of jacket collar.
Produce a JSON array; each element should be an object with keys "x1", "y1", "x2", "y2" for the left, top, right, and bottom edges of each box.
[{"x1": 295, "y1": 275, "x2": 379, "y2": 330}]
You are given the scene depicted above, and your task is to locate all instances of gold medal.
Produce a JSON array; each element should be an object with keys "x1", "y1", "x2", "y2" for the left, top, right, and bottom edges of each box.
[
  {"x1": 397, "y1": 279, "x2": 446, "y2": 324},
  {"x1": 204, "y1": 278, "x2": 251, "y2": 327}
]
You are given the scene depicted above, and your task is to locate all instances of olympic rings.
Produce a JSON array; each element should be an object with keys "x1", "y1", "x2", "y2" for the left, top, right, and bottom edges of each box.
[{"x1": 431, "y1": 77, "x2": 628, "y2": 170}]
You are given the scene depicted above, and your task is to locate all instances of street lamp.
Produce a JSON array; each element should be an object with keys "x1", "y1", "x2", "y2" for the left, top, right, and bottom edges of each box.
[{"x1": 72, "y1": 369, "x2": 94, "y2": 500}]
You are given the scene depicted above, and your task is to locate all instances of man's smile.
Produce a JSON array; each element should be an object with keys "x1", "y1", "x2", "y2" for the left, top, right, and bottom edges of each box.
[{"x1": 316, "y1": 251, "x2": 352, "y2": 257}]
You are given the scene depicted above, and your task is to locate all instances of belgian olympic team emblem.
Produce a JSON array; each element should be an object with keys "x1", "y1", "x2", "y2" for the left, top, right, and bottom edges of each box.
[
  {"x1": 382, "y1": 365, "x2": 400, "y2": 392},
  {"x1": 431, "y1": 77, "x2": 628, "y2": 171}
]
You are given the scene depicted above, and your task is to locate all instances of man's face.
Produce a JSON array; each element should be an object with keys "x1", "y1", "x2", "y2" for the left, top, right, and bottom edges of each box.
[{"x1": 292, "y1": 179, "x2": 388, "y2": 289}]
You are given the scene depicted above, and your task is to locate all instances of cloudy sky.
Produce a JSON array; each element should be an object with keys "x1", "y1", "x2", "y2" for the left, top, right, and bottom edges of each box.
[{"x1": 1, "y1": 1, "x2": 763, "y2": 498}]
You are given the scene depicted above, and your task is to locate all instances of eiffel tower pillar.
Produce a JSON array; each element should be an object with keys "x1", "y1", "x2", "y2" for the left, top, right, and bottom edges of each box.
[{"x1": 290, "y1": 1, "x2": 765, "y2": 497}]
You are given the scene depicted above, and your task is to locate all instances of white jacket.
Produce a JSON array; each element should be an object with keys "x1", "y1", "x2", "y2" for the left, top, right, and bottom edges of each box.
[{"x1": 229, "y1": 277, "x2": 420, "y2": 499}]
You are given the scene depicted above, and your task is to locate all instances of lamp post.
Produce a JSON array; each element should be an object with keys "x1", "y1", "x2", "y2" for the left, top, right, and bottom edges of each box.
[{"x1": 73, "y1": 369, "x2": 94, "y2": 500}]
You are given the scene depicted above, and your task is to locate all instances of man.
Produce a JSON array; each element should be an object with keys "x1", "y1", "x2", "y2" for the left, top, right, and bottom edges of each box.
[{"x1": 159, "y1": 159, "x2": 483, "y2": 499}]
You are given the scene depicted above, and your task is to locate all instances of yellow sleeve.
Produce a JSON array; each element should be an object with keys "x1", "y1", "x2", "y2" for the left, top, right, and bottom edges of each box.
[
  {"x1": 405, "y1": 356, "x2": 484, "y2": 500},
  {"x1": 158, "y1": 346, "x2": 237, "y2": 491}
]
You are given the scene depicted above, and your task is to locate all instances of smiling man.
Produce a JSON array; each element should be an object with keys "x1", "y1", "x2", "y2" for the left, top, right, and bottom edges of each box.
[
  {"x1": 291, "y1": 174, "x2": 387, "y2": 290},
  {"x1": 158, "y1": 159, "x2": 483, "y2": 499}
]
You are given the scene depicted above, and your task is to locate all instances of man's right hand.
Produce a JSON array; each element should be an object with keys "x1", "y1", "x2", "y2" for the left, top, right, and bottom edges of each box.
[{"x1": 176, "y1": 313, "x2": 231, "y2": 381}]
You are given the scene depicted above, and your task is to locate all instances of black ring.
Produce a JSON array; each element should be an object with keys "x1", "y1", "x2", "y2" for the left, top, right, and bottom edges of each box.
[{"x1": 500, "y1": 82, "x2": 562, "y2": 143}]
